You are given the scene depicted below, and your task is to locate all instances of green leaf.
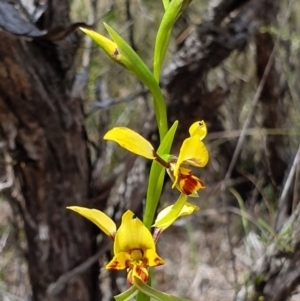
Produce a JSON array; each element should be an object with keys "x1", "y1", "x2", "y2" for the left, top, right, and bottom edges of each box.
[
  {"x1": 229, "y1": 187, "x2": 249, "y2": 237},
  {"x1": 134, "y1": 277, "x2": 192, "y2": 301},
  {"x1": 143, "y1": 121, "x2": 179, "y2": 229},
  {"x1": 257, "y1": 218, "x2": 277, "y2": 238},
  {"x1": 114, "y1": 286, "x2": 138, "y2": 301},
  {"x1": 143, "y1": 161, "x2": 166, "y2": 230},
  {"x1": 157, "y1": 120, "x2": 179, "y2": 155}
]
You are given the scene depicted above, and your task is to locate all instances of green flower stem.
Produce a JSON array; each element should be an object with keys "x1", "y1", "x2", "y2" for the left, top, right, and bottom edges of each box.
[
  {"x1": 140, "y1": 121, "x2": 178, "y2": 301},
  {"x1": 81, "y1": 25, "x2": 168, "y2": 141},
  {"x1": 104, "y1": 24, "x2": 168, "y2": 141},
  {"x1": 153, "y1": 0, "x2": 192, "y2": 81},
  {"x1": 161, "y1": 0, "x2": 170, "y2": 10}
]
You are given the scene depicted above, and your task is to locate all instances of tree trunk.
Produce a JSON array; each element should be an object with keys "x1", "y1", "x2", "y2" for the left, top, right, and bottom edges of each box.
[{"x1": 0, "y1": 1, "x2": 100, "y2": 300}]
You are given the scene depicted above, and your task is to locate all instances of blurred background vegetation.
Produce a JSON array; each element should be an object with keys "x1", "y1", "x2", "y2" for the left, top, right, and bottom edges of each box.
[{"x1": 0, "y1": 0, "x2": 300, "y2": 300}]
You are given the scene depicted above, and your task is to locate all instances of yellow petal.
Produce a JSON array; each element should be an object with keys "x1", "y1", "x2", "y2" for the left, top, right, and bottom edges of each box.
[
  {"x1": 154, "y1": 202, "x2": 199, "y2": 230},
  {"x1": 173, "y1": 135, "x2": 209, "y2": 186},
  {"x1": 189, "y1": 120, "x2": 207, "y2": 140},
  {"x1": 106, "y1": 251, "x2": 131, "y2": 270},
  {"x1": 114, "y1": 210, "x2": 156, "y2": 255},
  {"x1": 143, "y1": 249, "x2": 165, "y2": 267},
  {"x1": 179, "y1": 201, "x2": 199, "y2": 216},
  {"x1": 104, "y1": 128, "x2": 155, "y2": 160},
  {"x1": 166, "y1": 167, "x2": 197, "y2": 195},
  {"x1": 152, "y1": 194, "x2": 189, "y2": 230},
  {"x1": 67, "y1": 206, "x2": 116, "y2": 238}
]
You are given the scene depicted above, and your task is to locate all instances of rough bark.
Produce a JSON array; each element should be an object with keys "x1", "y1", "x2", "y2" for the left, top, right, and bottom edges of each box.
[{"x1": 0, "y1": 1, "x2": 100, "y2": 301}]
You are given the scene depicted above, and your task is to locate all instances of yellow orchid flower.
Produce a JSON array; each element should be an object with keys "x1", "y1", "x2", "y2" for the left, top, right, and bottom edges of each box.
[
  {"x1": 67, "y1": 202, "x2": 198, "y2": 285},
  {"x1": 67, "y1": 207, "x2": 163, "y2": 285},
  {"x1": 104, "y1": 120, "x2": 209, "y2": 195}
]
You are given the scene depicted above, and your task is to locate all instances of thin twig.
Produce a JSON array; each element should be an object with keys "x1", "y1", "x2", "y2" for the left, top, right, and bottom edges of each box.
[{"x1": 87, "y1": 89, "x2": 149, "y2": 115}]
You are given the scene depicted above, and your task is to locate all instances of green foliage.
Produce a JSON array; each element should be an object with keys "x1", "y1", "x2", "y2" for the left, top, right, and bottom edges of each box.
[
  {"x1": 144, "y1": 120, "x2": 178, "y2": 229},
  {"x1": 133, "y1": 277, "x2": 192, "y2": 301},
  {"x1": 114, "y1": 286, "x2": 138, "y2": 301}
]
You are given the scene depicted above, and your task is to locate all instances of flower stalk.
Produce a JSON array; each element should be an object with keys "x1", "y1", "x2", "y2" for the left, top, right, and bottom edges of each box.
[{"x1": 74, "y1": 1, "x2": 205, "y2": 300}]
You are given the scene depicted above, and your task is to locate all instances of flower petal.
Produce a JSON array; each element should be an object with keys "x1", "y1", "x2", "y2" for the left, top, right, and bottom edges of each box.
[
  {"x1": 114, "y1": 210, "x2": 156, "y2": 255},
  {"x1": 127, "y1": 265, "x2": 149, "y2": 285},
  {"x1": 152, "y1": 194, "x2": 190, "y2": 231},
  {"x1": 177, "y1": 168, "x2": 205, "y2": 195},
  {"x1": 67, "y1": 206, "x2": 116, "y2": 238},
  {"x1": 179, "y1": 201, "x2": 200, "y2": 216},
  {"x1": 104, "y1": 127, "x2": 155, "y2": 160},
  {"x1": 106, "y1": 251, "x2": 131, "y2": 270},
  {"x1": 189, "y1": 120, "x2": 207, "y2": 140},
  {"x1": 143, "y1": 249, "x2": 165, "y2": 267},
  {"x1": 173, "y1": 136, "x2": 208, "y2": 187},
  {"x1": 154, "y1": 202, "x2": 199, "y2": 230}
]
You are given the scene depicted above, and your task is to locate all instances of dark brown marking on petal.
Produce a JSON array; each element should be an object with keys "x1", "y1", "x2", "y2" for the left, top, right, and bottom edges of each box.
[
  {"x1": 154, "y1": 257, "x2": 164, "y2": 266},
  {"x1": 127, "y1": 269, "x2": 134, "y2": 285},
  {"x1": 135, "y1": 266, "x2": 149, "y2": 283},
  {"x1": 106, "y1": 260, "x2": 119, "y2": 270},
  {"x1": 181, "y1": 175, "x2": 205, "y2": 195},
  {"x1": 142, "y1": 257, "x2": 149, "y2": 266},
  {"x1": 113, "y1": 48, "x2": 120, "y2": 58}
]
